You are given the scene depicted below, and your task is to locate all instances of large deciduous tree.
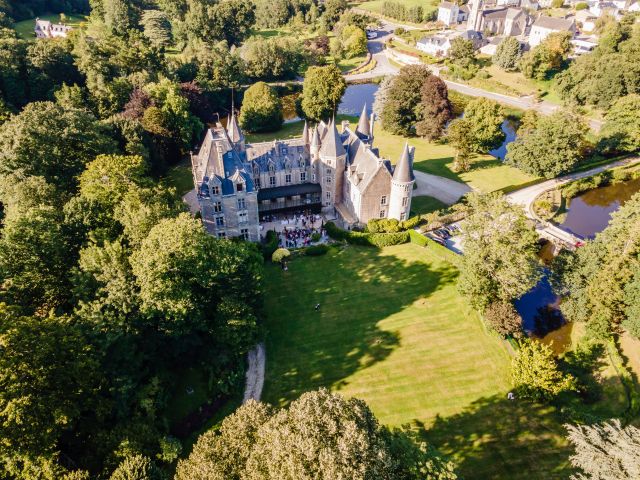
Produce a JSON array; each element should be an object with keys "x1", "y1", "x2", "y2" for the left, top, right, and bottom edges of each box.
[
  {"x1": 0, "y1": 307, "x2": 100, "y2": 478},
  {"x1": 239, "y1": 82, "x2": 284, "y2": 133},
  {"x1": 597, "y1": 94, "x2": 640, "y2": 154},
  {"x1": 380, "y1": 64, "x2": 431, "y2": 136},
  {"x1": 458, "y1": 193, "x2": 541, "y2": 309},
  {"x1": 176, "y1": 389, "x2": 457, "y2": 480},
  {"x1": 301, "y1": 65, "x2": 346, "y2": 121},
  {"x1": 555, "y1": 192, "x2": 640, "y2": 339},
  {"x1": 141, "y1": 9, "x2": 173, "y2": 48},
  {"x1": 505, "y1": 111, "x2": 587, "y2": 178},
  {"x1": 519, "y1": 31, "x2": 572, "y2": 80},
  {"x1": 0, "y1": 102, "x2": 116, "y2": 191},
  {"x1": 415, "y1": 75, "x2": 453, "y2": 140}
]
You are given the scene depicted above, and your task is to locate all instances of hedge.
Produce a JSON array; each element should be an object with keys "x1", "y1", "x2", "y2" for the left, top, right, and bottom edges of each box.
[
  {"x1": 325, "y1": 222, "x2": 409, "y2": 247},
  {"x1": 305, "y1": 244, "x2": 329, "y2": 256},
  {"x1": 261, "y1": 230, "x2": 279, "y2": 260}
]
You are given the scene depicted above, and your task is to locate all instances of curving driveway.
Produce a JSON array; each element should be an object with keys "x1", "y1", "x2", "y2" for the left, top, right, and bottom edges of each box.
[{"x1": 414, "y1": 170, "x2": 471, "y2": 205}]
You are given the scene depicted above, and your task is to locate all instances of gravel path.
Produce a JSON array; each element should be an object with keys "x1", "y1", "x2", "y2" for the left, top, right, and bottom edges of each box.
[
  {"x1": 413, "y1": 170, "x2": 472, "y2": 205},
  {"x1": 243, "y1": 343, "x2": 266, "y2": 403}
]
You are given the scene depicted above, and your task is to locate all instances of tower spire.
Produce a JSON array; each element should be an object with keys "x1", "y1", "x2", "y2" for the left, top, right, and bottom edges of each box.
[
  {"x1": 393, "y1": 142, "x2": 415, "y2": 182},
  {"x1": 302, "y1": 121, "x2": 310, "y2": 145},
  {"x1": 356, "y1": 103, "x2": 371, "y2": 138},
  {"x1": 320, "y1": 117, "x2": 346, "y2": 157}
]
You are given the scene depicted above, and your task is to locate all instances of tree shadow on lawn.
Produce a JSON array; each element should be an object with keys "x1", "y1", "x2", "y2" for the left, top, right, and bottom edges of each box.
[
  {"x1": 416, "y1": 395, "x2": 575, "y2": 480},
  {"x1": 263, "y1": 246, "x2": 459, "y2": 407}
]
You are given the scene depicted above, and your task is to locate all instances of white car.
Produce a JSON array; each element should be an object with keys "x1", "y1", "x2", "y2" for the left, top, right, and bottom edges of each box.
[{"x1": 366, "y1": 31, "x2": 378, "y2": 39}]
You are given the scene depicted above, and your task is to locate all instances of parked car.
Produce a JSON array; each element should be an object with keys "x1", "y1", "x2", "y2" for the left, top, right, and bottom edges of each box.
[{"x1": 366, "y1": 31, "x2": 378, "y2": 39}]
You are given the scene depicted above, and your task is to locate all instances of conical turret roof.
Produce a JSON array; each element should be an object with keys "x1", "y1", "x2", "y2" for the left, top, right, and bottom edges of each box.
[
  {"x1": 356, "y1": 104, "x2": 370, "y2": 138},
  {"x1": 393, "y1": 142, "x2": 415, "y2": 182},
  {"x1": 320, "y1": 118, "x2": 346, "y2": 157},
  {"x1": 302, "y1": 121, "x2": 310, "y2": 145},
  {"x1": 227, "y1": 110, "x2": 243, "y2": 144},
  {"x1": 311, "y1": 126, "x2": 320, "y2": 148}
]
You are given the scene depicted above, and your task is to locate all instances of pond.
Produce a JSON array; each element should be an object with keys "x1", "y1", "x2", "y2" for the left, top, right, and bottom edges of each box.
[
  {"x1": 516, "y1": 176, "x2": 640, "y2": 341},
  {"x1": 558, "y1": 177, "x2": 640, "y2": 240},
  {"x1": 338, "y1": 83, "x2": 380, "y2": 115},
  {"x1": 489, "y1": 118, "x2": 518, "y2": 160}
]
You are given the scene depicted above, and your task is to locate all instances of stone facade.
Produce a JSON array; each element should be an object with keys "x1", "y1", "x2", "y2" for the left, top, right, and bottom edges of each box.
[{"x1": 191, "y1": 105, "x2": 415, "y2": 240}]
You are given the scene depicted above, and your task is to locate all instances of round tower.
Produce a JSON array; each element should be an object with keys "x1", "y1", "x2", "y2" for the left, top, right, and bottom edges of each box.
[{"x1": 388, "y1": 143, "x2": 415, "y2": 221}]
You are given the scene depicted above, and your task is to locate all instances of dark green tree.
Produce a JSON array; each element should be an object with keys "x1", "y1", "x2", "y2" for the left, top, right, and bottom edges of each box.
[
  {"x1": 0, "y1": 307, "x2": 100, "y2": 478},
  {"x1": 380, "y1": 64, "x2": 431, "y2": 136},
  {"x1": 505, "y1": 111, "x2": 587, "y2": 178},
  {"x1": 598, "y1": 94, "x2": 640, "y2": 154},
  {"x1": 0, "y1": 102, "x2": 116, "y2": 191},
  {"x1": 110, "y1": 455, "x2": 163, "y2": 480}
]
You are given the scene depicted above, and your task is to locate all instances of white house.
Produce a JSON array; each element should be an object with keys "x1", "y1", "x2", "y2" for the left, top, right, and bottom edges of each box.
[
  {"x1": 574, "y1": 9, "x2": 597, "y2": 31},
  {"x1": 589, "y1": 1, "x2": 620, "y2": 16},
  {"x1": 438, "y1": 2, "x2": 460, "y2": 26},
  {"x1": 416, "y1": 34, "x2": 452, "y2": 56},
  {"x1": 571, "y1": 35, "x2": 598, "y2": 55},
  {"x1": 629, "y1": 1, "x2": 640, "y2": 11},
  {"x1": 34, "y1": 18, "x2": 73, "y2": 38},
  {"x1": 528, "y1": 15, "x2": 576, "y2": 47}
]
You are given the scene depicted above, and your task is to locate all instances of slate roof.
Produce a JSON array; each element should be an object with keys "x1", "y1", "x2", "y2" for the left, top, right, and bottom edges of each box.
[
  {"x1": 320, "y1": 118, "x2": 346, "y2": 157},
  {"x1": 393, "y1": 143, "x2": 415, "y2": 182},
  {"x1": 533, "y1": 15, "x2": 575, "y2": 30}
]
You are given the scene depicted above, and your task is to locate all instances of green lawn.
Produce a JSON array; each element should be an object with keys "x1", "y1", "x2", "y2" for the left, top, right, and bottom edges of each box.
[
  {"x1": 161, "y1": 159, "x2": 194, "y2": 197},
  {"x1": 14, "y1": 13, "x2": 86, "y2": 40},
  {"x1": 246, "y1": 116, "x2": 538, "y2": 193},
  {"x1": 262, "y1": 244, "x2": 575, "y2": 478},
  {"x1": 410, "y1": 195, "x2": 447, "y2": 215},
  {"x1": 358, "y1": 0, "x2": 439, "y2": 20}
]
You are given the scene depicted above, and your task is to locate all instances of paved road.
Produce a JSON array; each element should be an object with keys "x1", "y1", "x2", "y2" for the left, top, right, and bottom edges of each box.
[
  {"x1": 414, "y1": 170, "x2": 471, "y2": 205},
  {"x1": 346, "y1": 19, "x2": 603, "y2": 132},
  {"x1": 506, "y1": 155, "x2": 640, "y2": 244}
]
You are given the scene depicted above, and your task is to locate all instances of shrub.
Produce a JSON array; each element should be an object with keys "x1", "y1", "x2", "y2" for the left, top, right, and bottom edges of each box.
[
  {"x1": 311, "y1": 232, "x2": 321, "y2": 242},
  {"x1": 400, "y1": 215, "x2": 422, "y2": 230},
  {"x1": 305, "y1": 244, "x2": 329, "y2": 256},
  {"x1": 262, "y1": 230, "x2": 279, "y2": 260},
  {"x1": 484, "y1": 301, "x2": 523, "y2": 338},
  {"x1": 325, "y1": 222, "x2": 409, "y2": 247},
  {"x1": 272, "y1": 248, "x2": 291, "y2": 263}
]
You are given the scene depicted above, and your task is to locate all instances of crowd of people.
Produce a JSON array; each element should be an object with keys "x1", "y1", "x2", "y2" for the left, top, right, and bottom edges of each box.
[{"x1": 260, "y1": 212, "x2": 328, "y2": 248}]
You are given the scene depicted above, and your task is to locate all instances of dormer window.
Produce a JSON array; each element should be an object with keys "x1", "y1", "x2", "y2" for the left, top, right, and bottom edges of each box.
[
  {"x1": 212, "y1": 185, "x2": 220, "y2": 196},
  {"x1": 236, "y1": 183, "x2": 243, "y2": 192}
]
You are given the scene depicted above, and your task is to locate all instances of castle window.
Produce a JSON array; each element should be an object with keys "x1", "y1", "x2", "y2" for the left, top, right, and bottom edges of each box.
[
  {"x1": 236, "y1": 183, "x2": 243, "y2": 192},
  {"x1": 217, "y1": 232, "x2": 226, "y2": 238},
  {"x1": 381, "y1": 195, "x2": 387, "y2": 205},
  {"x1": 285, "y1": 174, "x2": 292, "y2": 184},
  {"x1": 312, "y1": 173, "x2": 316, "y2": 182},
  {"x1": 269, "y1": 176, "x2": 276, "y2": 187},
  {"x1": 326, "y1": 191, "x2": 331, "y2": 200},
  {"x1": 240, "y1": 228, "x2": 249, "y2": 240},
  {"x1": 238, "y1": 211, "x2": 248, "y2": 223},
  {"x1": 215, "y1": 216, "x2": 225, "y2": 226},
  {"x1": 212, "y1": 185, "x2": 220, "y2": 195},
  {"x1": 254, "y1": 178, "x2": 261, "y2": 188},
  {"x1": 402, "y1": 197, "x2": 408, "y2": 207},
  {"x1": 213, "y1": 201, "x2": 222, "y2": 213},
  {"x1": 380, "y1": 210, "x2": 385, "y2": 218},
  {"x1": 400, "y1": 212, "x2": 406, "y2": 220},
  {"x1": 237, "y1": 198, "x2": 246, "y2": 209},
  {"x1": 300, "y1": 172, "x2": 306, "y2": 182},
  {"x1": 326, "y1": 176, "x2": 331, "y2": 184}
]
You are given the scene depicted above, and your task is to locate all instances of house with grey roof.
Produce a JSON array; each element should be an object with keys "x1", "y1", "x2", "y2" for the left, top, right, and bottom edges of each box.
[
  {"x1": 34, "y1": 18, "x2": 73, "y2": 38},
  {"x1": 528, "y1": 15, "x2": 576, "y2": 46},
  {"x1": 191, "y1": 106, "x2": 415, "y2": 239}
]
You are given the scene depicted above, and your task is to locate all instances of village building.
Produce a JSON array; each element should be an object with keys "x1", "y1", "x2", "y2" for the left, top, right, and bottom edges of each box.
[
  {"x1": 574, "y1": 9, "x2": 598, "y2": 31},
  {"x1": 191, "y1": 106, "x2": 415, "y2": 240},
  {"x1": 416, "y1": 29, "x2": 483, "y2": 56},
  {"x1": 528, "y1": 15, "x2": 576, "y2": 46},
  {"x1": 466, "y1": 0, "x2": 531, "y2": 36},
  {"x1": 438, "y1": 1, "x2": 460, "y2": 26},
  {"x1": 34, "y1": 18, "x2": 73, "y2": 38}
]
